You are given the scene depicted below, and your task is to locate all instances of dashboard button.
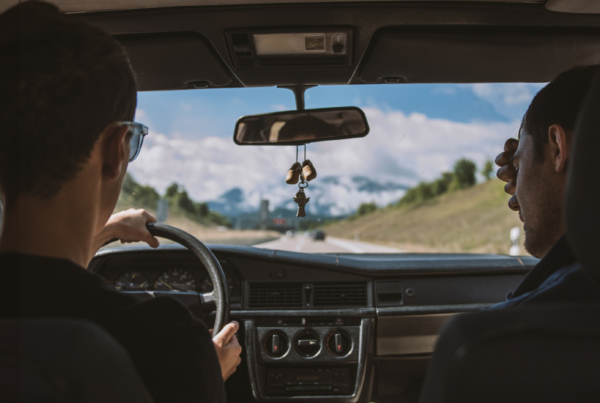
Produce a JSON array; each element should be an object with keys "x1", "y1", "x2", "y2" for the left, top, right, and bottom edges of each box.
[
  {"x1": 263, "y1": 331, "x2": 289, "y2": 358},
  {"x1": 294, "y1": 330, "x2": 321, "y2": 357}
]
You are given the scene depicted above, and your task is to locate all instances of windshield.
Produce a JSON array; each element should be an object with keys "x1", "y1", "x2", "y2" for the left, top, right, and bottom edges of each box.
[{"x1": 111, "y1": 83, "x2": 543, "y2": 254}]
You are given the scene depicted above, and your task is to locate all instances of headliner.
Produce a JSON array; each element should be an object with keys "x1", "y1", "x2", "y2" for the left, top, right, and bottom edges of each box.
[
  {"x1": 0, "y1": 0, "x2": 566, "y2": 14},
  {"x1": 1, "y1": 0, "x2": 598, "y2": 14}
]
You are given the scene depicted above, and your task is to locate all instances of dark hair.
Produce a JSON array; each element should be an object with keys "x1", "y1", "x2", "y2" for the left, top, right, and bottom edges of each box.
[
  {"x1": 0, "y1": 1, "x2": 137, "y2": 202},
  {"x1": 520, "y1": 65, "x2": 600, "y2": 161}
]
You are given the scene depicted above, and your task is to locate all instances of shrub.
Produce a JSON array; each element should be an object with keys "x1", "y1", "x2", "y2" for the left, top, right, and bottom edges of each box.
[{"x1": 482, "y1": 159, "x2": 494, "y2": 181}]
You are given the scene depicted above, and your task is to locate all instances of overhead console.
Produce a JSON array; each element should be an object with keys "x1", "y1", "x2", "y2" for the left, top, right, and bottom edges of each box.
[
  {"x1": 225, "y1": 28, "x2": 355, "y2": 86},
  {"x1": 359, "y1": 27, "x2": 600, "y2": 84},
  {"x1": 226, "y1": 29, "x2": 353, "y2": 69}
]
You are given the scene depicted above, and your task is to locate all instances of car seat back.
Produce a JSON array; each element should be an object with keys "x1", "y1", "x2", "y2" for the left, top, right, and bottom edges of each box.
[
  {"x1": 565, "y1": 67, "x2": 600, "y2": 289},
  {"x1": 0, "y1": 319, "x2": 153, "y2": 403},
  {"x1": 419, "y1": 305, "x2": 600, "y2": 403}
]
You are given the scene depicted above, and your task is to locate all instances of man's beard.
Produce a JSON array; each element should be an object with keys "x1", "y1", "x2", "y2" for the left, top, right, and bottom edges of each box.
[{"x1": 523, "y1": 197, "x2": 564, "y2": 258}]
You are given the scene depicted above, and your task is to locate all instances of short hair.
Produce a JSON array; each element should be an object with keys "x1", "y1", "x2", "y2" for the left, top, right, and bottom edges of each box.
[
  {"x1": 520, "y1": 65, "x2": 600, "y2": 161},
  {"x1": 0, "y1": 1, "x2": 137, "y2": 202}
]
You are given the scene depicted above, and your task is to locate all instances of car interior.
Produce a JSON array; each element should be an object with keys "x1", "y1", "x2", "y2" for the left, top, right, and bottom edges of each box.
[{"x1": 4, "y1": 0, "x2": 600, "y2": 402}]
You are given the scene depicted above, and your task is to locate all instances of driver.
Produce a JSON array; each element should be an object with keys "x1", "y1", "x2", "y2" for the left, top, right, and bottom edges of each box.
[
  {"x1": 0, "y1": 2, "x2": 241, "y2": 402},
  {"x1": 492, "y1": 65, "x2": 600, "y2": 308}
]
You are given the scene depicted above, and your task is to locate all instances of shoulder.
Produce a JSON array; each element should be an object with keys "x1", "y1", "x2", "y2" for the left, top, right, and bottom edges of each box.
[{"x1": 492, "y1": 263, "x2": 600, "y2": 309}]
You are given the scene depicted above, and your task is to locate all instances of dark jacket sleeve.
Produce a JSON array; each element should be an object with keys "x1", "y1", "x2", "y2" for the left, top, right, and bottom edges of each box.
[
  {"x1": 96, "y1": 297, "x2": 226, "y2": 403},
  {"x1": 490, "y1": 263, "x2": 600, "y2": 310}
]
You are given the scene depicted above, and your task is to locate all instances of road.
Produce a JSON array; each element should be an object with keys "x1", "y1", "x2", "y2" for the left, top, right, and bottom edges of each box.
[{"x1": 253, "y1": 234, "x2": 403, "y2": 254}]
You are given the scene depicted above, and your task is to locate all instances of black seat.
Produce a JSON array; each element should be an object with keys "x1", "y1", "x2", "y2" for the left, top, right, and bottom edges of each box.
[
  {"x1": 419, "y1": 305, "x2": 600, "y2": 402},
  {"x1": 0, "y1": 319, "x2": 153, "y2": 403},
  {"x1": 419, "y1": 70, "x2": 600, "y2": 403}
]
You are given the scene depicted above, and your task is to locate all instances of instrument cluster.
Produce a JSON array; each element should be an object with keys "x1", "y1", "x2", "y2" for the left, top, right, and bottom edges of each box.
[{"x1": 107, "y1": 267, "x2": 235, "y2": 294}]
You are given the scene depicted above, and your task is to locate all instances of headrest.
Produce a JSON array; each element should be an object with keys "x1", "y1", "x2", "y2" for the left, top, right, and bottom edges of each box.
[{"x1": 565, "y1": 70, "x2": 600, "y2": 289}]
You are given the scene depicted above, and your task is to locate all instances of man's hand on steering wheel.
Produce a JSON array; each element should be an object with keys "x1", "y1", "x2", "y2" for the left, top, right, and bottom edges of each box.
[
  {"x1": 93, "y1": 209, "x2": 160, "y2": 253},
  {"x1": 210, "y1": 321, "x2": 243, "y2": 380}
]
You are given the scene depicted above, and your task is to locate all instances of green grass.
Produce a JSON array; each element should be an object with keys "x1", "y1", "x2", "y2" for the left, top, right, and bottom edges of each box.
[{"x1": 324, "y1": 180, "x2": 526, "y2": 255}]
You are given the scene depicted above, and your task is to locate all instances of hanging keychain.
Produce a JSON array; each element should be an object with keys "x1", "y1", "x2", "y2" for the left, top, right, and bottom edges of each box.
[
  {"x1": 301, "y1": 144, "x2": 317, "y2": 181},
  {"x1": 285, "y1": 146, "x2": 302, "y2": 185},
  {"x1": 292, "y1": 145, "x2": 311, "y2": 217}
]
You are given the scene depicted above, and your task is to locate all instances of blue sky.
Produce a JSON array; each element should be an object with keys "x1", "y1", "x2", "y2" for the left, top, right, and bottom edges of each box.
[
  {"x1": 130, "y1": 82, "x2": 544, "y2": 211},
  {"x1": 135, "y1": 83, "x2": 541, "y2": 139}
]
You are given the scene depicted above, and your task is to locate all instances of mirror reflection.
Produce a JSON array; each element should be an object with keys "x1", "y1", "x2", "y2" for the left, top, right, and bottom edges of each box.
[{"x1": 234, "y1": 107, "x2": 369, "y2": 145}]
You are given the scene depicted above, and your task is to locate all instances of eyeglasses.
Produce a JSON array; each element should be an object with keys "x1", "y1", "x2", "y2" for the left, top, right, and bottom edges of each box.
[{"x1": 118, "y1": 121, "x2": 148, "y2": 162}]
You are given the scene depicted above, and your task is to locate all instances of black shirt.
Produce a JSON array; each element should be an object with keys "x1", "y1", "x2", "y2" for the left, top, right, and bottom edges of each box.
[
  {"x1": 491, "y1": 234, "x2": 600, "y2": 309},
  {"x1": 1, "y1": 252, "x2": 226, "y2": 403}
]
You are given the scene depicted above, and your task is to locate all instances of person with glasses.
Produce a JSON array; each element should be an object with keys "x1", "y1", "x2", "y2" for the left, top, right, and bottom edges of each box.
[{"x1": 0, "y1": 2, "x2": 241, "y2": 403}]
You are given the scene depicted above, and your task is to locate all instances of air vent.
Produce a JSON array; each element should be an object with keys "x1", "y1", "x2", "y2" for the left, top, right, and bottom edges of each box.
[
  {"x1": 313, "y1": 283, "x2": 368, "y2": 307},
  {"x1": 249, "y1": 283, "x2": 303, "y2": 308}
]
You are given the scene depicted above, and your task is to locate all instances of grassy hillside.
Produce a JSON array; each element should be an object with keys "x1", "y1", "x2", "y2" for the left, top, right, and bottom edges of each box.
[{"x1": 324, "y1": 180, "x2": 526, "y2": 255}]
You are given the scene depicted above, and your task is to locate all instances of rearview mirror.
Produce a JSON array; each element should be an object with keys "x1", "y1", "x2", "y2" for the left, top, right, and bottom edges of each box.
[{"x1": 233, "y1": 107, "x2": 369, "y2": 146}]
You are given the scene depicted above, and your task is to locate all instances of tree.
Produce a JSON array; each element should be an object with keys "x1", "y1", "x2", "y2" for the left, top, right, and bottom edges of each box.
[
  {"x1": 121, "y1": 173, "x2": 138, "y2": 196},
  {"x1": 175, "y1": 190, "x2": 196, "y2": 214},
  {"x1": 355, "y1": 202, "x2": 378, "y2": 216},
  {"x1": 451, "y1": 158, "x2": 477, "y2": 190},
  {"x1": 482, "y1": 159, "x2": 494, "y2": 181},
  {"x1": 135, "y1": 185, "x2": 160, "y2": 208},
  {"x1": 164, "y1": 182, "x2": 180, "y2": 198},
  {"x1": 196, "y1": 202, "x2": 209, "y2": 217},
  {"x1": 120, "y1": 173, "x2": 159, "y2": 209},
  {"x1": 415, "y1": 182, "x2": 434, "y2": 201},
  {"x1": 431, "y1": 172, "x2": 454, "y2": 196}
]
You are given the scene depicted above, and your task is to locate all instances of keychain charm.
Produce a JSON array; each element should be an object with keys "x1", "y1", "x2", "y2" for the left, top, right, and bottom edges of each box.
[{"x1": 293, "y1": 187, "x2": 310, "y2": 218}]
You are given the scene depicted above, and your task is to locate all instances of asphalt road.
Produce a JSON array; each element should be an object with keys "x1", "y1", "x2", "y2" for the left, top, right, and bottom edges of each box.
[{"x1": 253, "y1": 234, "x2": 403, "y2": 254}]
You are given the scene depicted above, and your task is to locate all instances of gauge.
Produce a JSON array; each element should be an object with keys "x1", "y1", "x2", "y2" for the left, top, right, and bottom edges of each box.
[
  {"x1": 115, "y1": 271, "x2": 149, "y2": 291},
  {"x1": 154, "y1": 269, "x2": 197, "y2": 292},
  {"x1": 199, "y1": 273, "x2": 234, "y2": 294}
]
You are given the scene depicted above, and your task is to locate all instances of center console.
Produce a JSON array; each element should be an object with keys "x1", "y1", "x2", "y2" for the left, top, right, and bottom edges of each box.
[{"x1": 244, "y1": 317, "x2": 374, "y2": 402}]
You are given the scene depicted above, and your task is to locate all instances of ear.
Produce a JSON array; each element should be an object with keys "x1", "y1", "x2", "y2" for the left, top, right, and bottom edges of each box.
[
  {"x1": 547, "y1": 124, "x2": 570, "y2": 174},
  {"x1": 100, "y1": 123, "x2": 130, "y2": 180}
]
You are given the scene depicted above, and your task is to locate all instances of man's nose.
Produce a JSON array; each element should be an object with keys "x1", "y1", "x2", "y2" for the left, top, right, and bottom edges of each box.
[{"x1": 508, "y1": 194, "x2": 520, "y2": 211}]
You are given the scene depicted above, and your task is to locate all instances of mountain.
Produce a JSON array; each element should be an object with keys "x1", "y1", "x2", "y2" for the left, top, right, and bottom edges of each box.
[
  {"x1": 323, "y1": 180, "x2": 526, "y2": 255},
  {"x1": 207, "y1": 175, "x2": 411, "y2": 218}
]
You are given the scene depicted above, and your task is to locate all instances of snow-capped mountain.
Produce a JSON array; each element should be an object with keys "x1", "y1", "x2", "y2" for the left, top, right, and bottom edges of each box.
[{"x1": 208, "y1": 175, "x2": 411, "y2": 218}]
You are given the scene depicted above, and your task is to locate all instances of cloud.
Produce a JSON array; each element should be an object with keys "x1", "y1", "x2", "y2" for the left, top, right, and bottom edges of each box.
[
  {"x1": 128, "y1": 107, "x2": 518, "y2": 211},
  {"x1": 469, "y1": 83, "x2": 546, "y2": 121},
  {"x1": 472, "y1": 83, "x2": 543, "y2": 106},
  {"x1": 270, "y1": 104, "x2": 288, "y2": 111}
]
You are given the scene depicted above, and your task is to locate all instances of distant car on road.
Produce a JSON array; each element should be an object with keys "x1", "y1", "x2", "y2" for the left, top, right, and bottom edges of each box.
[
  {"x1": 311, "y1": 230, "x2": 326, "y2": 241},
  {"x1": 285, "y1": 230, "x2": 294, "y2": 237}
]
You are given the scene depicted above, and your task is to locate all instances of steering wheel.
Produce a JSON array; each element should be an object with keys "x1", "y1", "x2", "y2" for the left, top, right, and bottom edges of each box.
[{"x1": 146, "y1": 223, "x2": 230, "y2": 333}]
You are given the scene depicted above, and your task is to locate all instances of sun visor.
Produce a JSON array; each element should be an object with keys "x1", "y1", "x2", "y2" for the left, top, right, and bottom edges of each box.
[
  {"x1": 118, "y1": 33, "x2": 233, "y2": 91},
  {"x1": 359, "y1": 28, "x2": 600, "y2": 84}
]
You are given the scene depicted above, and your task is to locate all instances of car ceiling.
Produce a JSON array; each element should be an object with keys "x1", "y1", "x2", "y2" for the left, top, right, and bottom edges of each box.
[
  {"x1": 5, "y1": 0, "x2": 598, "y2": 13},
  {"x1": 14, "y1": 0, "x2": 600, "y2": 89}
]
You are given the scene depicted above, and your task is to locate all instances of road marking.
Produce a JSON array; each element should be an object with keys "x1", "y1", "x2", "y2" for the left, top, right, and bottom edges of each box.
[
  {"x1": 295, "y1": 237, "x2": 306, "y2": 252},
  {"x1": 326, "y1": 237, "x2": 365, "y2": 253}
]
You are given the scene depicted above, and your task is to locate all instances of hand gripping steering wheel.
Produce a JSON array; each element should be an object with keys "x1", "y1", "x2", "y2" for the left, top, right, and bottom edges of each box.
[{"x1": 146, "y1": 223, "x2": 230, "y2": 333}]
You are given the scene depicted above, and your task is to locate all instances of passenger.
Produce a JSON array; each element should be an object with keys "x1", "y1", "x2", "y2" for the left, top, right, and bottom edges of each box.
[
  {"x1": 0, "y1": 2, "x2": 241, "y2": 402},
  {"x1": 493, "y1": 65, "x2": 600, "y2": 308}
]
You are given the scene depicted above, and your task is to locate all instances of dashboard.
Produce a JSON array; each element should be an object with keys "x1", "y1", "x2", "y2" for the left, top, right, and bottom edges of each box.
[{"x1": 90, "y1": 244, "x2": 537, "y2": 403}]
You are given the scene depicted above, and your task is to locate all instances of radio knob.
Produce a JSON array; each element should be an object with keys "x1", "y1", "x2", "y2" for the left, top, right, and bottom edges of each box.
[
  {"x1": 327, "y1": 330, "x2": 351, "y2": 357},
  {"x1": 264, "y1": 331, "x2": 288, "y2": 358}
]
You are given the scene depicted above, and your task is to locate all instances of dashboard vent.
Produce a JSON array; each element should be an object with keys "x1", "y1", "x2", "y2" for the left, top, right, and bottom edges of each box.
[
  {"x1": 313, "y1": 283, "x2": 368, "y2": 307},
  {"x1": 249, "y1": 283, "x2": 303, "y2": 308}
]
